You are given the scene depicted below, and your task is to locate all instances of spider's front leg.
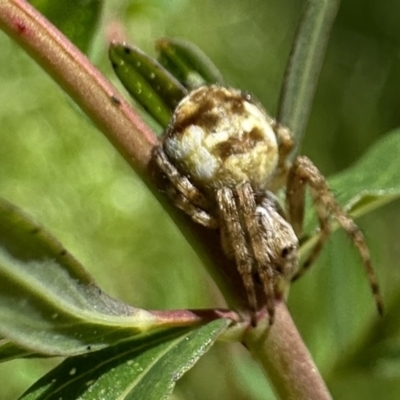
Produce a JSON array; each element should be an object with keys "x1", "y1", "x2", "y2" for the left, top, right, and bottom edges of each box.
[
  {"x1": 235, "y1": 182, "x2": 276, "y2": 324},
  {"x1": 286, "y1": 155, "x2": 384, "y2": 315},
  {"x1": 216, "y1": 186, "x2": 259, "y2": 324},
  {"x1": 152, "y1": 146, "x2": 218, "y2": 229},
  {"x1": 216, "y1": 182, "x2": 298, "y2": 326}
]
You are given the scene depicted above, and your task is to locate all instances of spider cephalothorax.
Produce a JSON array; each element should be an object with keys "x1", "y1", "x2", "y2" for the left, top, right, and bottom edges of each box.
[{"x1": 153, "y1": 85, "x2": 383, "y2": 324}]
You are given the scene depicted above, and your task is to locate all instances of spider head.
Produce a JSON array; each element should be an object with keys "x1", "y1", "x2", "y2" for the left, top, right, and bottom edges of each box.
[
  {"x1": 257, "y1": 197, "x2": 299, "y2": 285},
  {"x1": 163, "y1": 85, "x2": 279, "y2": 196}
]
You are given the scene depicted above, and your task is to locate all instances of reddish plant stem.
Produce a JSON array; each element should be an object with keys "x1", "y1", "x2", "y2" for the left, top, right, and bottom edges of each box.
[
  {"x1": 151, "y1": 308, "x2": 241, "y2": 327},
  {"x1": 0, "y1": 0, "x2": 249, "y2": 311},
  {"x1": 0, "y1": 0, "x2": 156, "y2": 173},
  {"x1": 244, "y1": 301, "x2": 332, "y2": 400}
]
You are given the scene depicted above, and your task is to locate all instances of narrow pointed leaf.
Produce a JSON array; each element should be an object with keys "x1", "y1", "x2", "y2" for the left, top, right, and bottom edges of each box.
[
  {"x1": 29, "y1": 0, "x2": 103, "y2": 53},
  {"x1": 277, "y1": 0, "x2": 340, "y2": 154},
  {"x1": 20, "y1": 319, "x2": 229, "y2": 400},
  {"x1": 156, "y1": 38, "x2": 225, "y2": 89},
  {"x1": 0, "y1": 199, "x2": 208, "y2": 358},
  {"x1": 109, "y1": 42, "x2": 187, "y2": 127}
]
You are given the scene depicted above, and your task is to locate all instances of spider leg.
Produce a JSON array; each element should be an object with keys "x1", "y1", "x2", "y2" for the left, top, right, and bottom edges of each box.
[
  {"x1": 236, "y1": 182, "x2": 275, "y2": 325},
  {"x1": 272, "y1": 121, "x2": 295, "y2": 160},
  {"x1": 270, "y1": 121, "x2": 295, "y2": 191},
  {"x1": 287, "y1": 156, "x2": 384, "y2": 315},
  {"x1": 153, "y1": 146, "x2": 218, "y2": 229},
  {"x1": 216, "y1": 187, "x2": 258, "y2": 324},
  {"x1": 153, "y1": 146, "x2": 210, "y2": 210},
  {"x1": 286, "y1": 160, "x2": 329, "y2": 273},
  {"x1": 165, "y1": 186, "x2": 218, "y2": 228}
]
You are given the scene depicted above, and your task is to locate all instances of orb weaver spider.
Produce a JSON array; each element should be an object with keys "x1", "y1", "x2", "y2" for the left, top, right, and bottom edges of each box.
[{"x1": 151, "y1": 84, "x2": 383, "y2": 325}]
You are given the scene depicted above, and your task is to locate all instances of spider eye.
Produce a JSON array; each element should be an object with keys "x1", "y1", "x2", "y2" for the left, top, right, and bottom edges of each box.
[{"x1": 281, "y1": 246, "x2": 293, "y2": 258}]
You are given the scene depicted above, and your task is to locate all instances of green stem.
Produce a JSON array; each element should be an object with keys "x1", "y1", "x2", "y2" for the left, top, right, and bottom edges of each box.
[{"x1": 277, "y1": 0, "x2": 340, "y2": 154}]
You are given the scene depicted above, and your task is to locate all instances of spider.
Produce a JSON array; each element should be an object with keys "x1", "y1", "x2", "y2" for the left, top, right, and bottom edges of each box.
[{"x1": 152, "y1": 85, "x2": 383, "y2": 325}]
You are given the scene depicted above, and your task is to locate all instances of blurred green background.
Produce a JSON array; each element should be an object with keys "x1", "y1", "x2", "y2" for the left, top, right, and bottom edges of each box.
[{"x1": 1, "y1": 0, "x2": 400, "y2": 398}]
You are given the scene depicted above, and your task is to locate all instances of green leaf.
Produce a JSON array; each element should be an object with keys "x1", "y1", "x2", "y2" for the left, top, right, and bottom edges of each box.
[
  {"x1": 0, "y1": 199, "x2": 210, "y2": 359},
  {"x1": 29, "y1": 0, "x2": 104, "y2": 53},
  {"x1": 109, "y1": 42, "x2": 187, "y2": 128},
  {"x1": 0, "y1": 338, "x2": 36, "y2": 362},
  {"x1": 328, "y1": 130, "x2": 400, "y2": 217},
  {"x1": 20, "y1": 319, "x2": 229, "y2": 400},
  {"x1": 156, "y1": 38, "x2": 225, "y2": 89}
]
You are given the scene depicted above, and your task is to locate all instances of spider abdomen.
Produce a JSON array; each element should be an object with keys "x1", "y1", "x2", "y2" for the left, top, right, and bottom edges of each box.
[{"x1": 163, "y1": 85, "x2": 279, "y2": 193}]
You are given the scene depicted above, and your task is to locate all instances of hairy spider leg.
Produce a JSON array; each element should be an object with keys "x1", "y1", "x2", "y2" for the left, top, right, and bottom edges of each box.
[
  {"x1": 153, "y1": 146, "x2": 209, "y2": 209},
  {"x1": 236, "y1": 182, "x2": 275, "y2": 325},
  {"x1": 273, "y1": 122, "x2": 295, "y2": 160},
  {"x1": 217, "y1": 187, "x2": 258, "y2": 324},
  {"x1": 286, "y1": 156, "x2": 343, "y2": 276},
  {"x1": 286, "y1": 156, "x2": 384, "y2": 316},
  {"x1": 269, "y1": 122, "x2": 295, "y2": 191},
  {"x1": 153, "y1": 146, "x2": 218, "y2": 229}
]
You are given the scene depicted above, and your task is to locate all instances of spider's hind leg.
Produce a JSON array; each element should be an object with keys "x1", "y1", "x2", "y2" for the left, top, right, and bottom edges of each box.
[{"x1": 286, "y1": 155, "x2": 383, "y2": 315}]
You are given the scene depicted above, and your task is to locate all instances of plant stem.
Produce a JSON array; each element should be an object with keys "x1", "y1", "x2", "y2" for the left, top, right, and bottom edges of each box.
[
  {"x1": 244, "y1": 301, "x2": 332, "y2": 400},
  {"x1": 0, "y1": 0, "x2": 248, "y2": 310},
  {"x1": 0, "y1": 0, "x2": 156, "y2": 173},
  {"x1": 277, "y1": 0, "x2": 340, "y2": 155}
]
